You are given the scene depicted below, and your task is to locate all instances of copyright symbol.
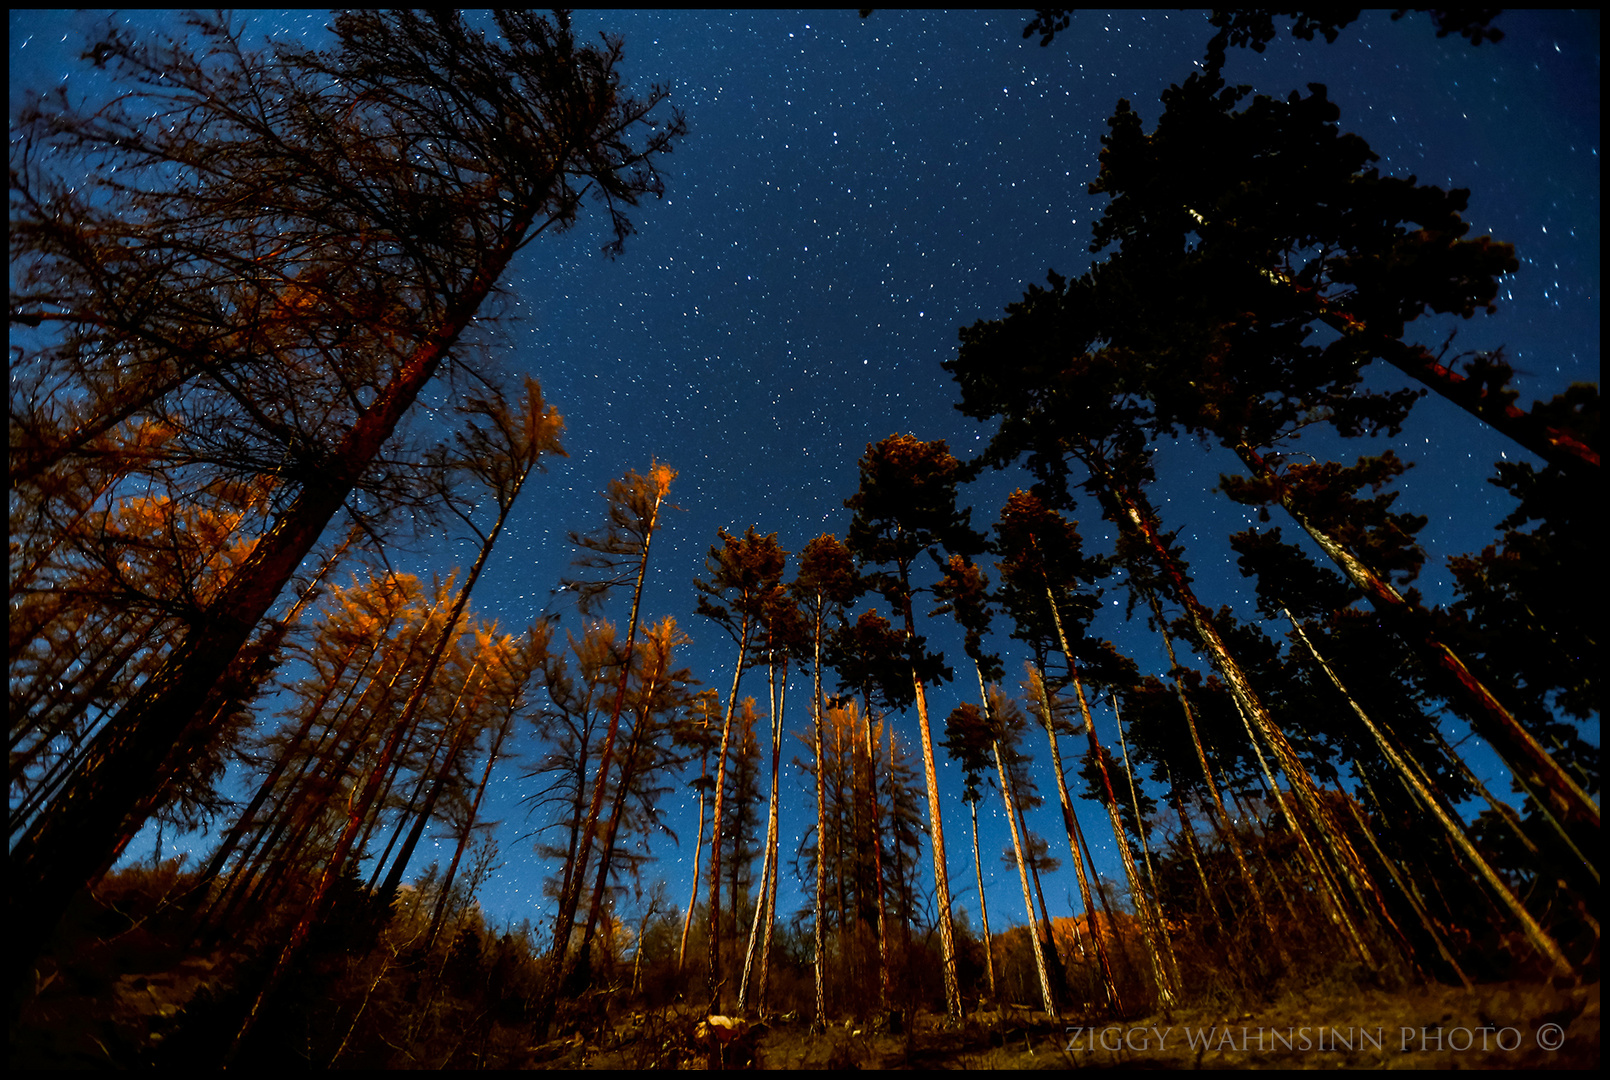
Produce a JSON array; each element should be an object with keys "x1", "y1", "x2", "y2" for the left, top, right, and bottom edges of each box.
[{"x1": 1536, "y1": 1023, "x2": 1565, "y2": 1051}]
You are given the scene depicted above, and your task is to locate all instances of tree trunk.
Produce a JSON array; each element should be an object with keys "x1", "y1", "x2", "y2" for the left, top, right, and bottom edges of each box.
[
  {"x1": 1083, "y1": 441, "x2": 1407, "y2": 974},
  {"x1": 1307, "y1": 307, "x2": 1599, "y2": 472},
  {"x1": 757, "y1": 668, "x2": 785, "y2": 1013},
  {"x1": 225, "y1": 459, "x2": 519, "y2": 1062},
  {"x1": 705, "y1": 611, "x2": 755, "y2": 1014},
  {"x1": 1023, "y1": 663, "x2": 1121, "y2": 1012},
  {"x1": 1071, "y1": 670, "x2": 1175, "y2": 1008},
  {"x1": 678, "y1": 706, "x2": 712, "y2": 975},
  {"x1": 809, "y1": 610, "x2": 829, "y2": 1028},
  {"x1": 899, "y1": 584, "x2": 963, "y2": 1020},
  {"x1": 969, "y1": 797, "x2": 997, "y2": 1002},
  {"x1": 1113, "y1": 693, "x2": 1184, "y2": 993},
  {"x1": 376, "y1": 657, "x2": 489, "y2": 899},
  {"x1": 991, "y1": 739, "x2": 1056, "y2": 1017},
  {"x1": 425, "y1": 713, "x2": 513, "y2": 951},
  {"x1": 545, "y1": 480, "x2": 669, "y2": 1011}
]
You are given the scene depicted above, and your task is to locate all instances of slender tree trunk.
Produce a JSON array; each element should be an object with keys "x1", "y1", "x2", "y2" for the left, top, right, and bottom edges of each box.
[
  {"x1": 226, "y1": 467, "x2": 519, "y2": 1062},
  {"x1": 706, "y1": 612, "x2": 755, "y2": 1014},
  {"x1": 1169, "y1": 777, "x2": 1225, "y2": 935},
  {"x1": 737, "y1": 652, "x2": 782, "y2": 1014},
  {"x1": 1023, "y1": 663, "x2": 1121, "y2": 1012},
  {"x1": 1113, "y1": 694, "x2": 1184, "y2": 994},
  {"x1": 1070, "y1": 669, "x2": 1175, "y2": 1008},
  {"x1": 1144, "y1": 588, "x2": 1285, "y2": 964},
  {"x1": 678, "y1": 707, "x2": 711, "y2": 976},
  {"x1": 992, "y1": 739, "x2": 1056, "y2": 1016},
  {"x1": 888, "y1": 554, "x2": 961, "y2": 1020},
  {"x1": 544, "y1": 482, "x2": 669, "y2": 1015},
  {"x1": 581, "y1": 634, "x2": 676, "y2": 969},
  {"x1": 192, "y1": 632, "x2": 368, "y2": 914},
  {"x1": 375, "y1": 657, "x2": 488, "y2": 897},
  {"x1": 969, "y1": 797, "x2": 997, "y2": 1003},
  {"x1": 1084, "y1": 442, "x2": 1404, "y2": 972},
  {"x1": 757, "y1": 667, "x2": 785, "y2": 1013},
  {"x1": 425, "y1": 714, "x2": 512, "y2": 951},
  {"x1": 809, "y1": 611, "x2": 829, "y2": 1028},
  {"x1": 1344, "y1": 761, "x2": 1474, "y2": 989},
  {"x1": 860, "y1": 698, "x2": 892, "y2": 1015}
]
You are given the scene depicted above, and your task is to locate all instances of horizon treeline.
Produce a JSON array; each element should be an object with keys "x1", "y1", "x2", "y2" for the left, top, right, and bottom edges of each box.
[{"x1": 9, "y1": 8, "x2": 1598, "y2": 1067}]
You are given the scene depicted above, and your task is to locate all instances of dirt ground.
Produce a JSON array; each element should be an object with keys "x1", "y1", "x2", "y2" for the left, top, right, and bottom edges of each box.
[{"x1": 544, "y1": 979, "x2": 1598, "y2": 1070}]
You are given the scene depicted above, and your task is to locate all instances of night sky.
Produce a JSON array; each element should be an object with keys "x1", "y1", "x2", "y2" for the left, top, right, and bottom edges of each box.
[{"x1": 11, "y1": 10, "x2": 1600, "y2": 942}]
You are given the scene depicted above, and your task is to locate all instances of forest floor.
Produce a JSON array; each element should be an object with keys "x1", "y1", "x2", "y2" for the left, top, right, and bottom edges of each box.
[{"x1": 545, "y1": 978, "x2": 1598, "y2": 1070}]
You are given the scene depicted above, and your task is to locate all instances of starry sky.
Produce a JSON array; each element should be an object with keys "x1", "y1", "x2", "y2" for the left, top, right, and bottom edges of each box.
[{"x1": 11, "y1": 10, "x2": 1600, "y2": 941}]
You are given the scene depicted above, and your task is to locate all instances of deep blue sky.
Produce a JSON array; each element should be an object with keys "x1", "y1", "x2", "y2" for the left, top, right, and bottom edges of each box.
[{"x1": 11, "y1": 10, "x2": 1599, "y2": 942}]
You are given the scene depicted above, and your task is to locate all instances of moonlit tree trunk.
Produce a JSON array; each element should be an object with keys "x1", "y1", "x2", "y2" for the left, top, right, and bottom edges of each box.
[
  {"x1": 1023, "y1": 666, "x2": 1121, "y2": 1012},
  {"x1": 969, "y1": 796, "x2": 997, "y2": 1002}
]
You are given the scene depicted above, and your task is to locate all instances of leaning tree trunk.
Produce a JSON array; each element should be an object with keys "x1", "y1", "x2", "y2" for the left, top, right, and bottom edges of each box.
[
  {"x1": 1069, "y1": 667, "x2": 1175, "y2": 1009},
  {"x1": 1303, "y1": 299, "x2": 1598, "y2": 473},
  {"x1": 969, "y1": 796, "x2": 997, "y2": 1003},
  {"x1": 375, "y1": 657, "x2": 489, "y2": 900},
  {"x1": 757, "y1": 666, "x2": 786, "y2": 1013},
  {"x1": 705, "y1": 611, "x2": 756, "y2": 1014},
  {"x1": 1037, "y1": 573, "x2": 1176, "y2": 1008},
  {"x1": 738, "y1": 654, "x2": 784, "y2": 1013},
  {"x1": 543, "y1": 478, "x2": 670, "y2": 1023},
  {"x1": 425, "y1": 712, "x2": 514, "y2": 951},
  {"x1": 1023, "y1": 663, "x2": 1122, "y2": 1013},
  {"x1": 678, "y1": 704, "x2": 713, "y2": 975},
  {"x1": 226, "y1": 458, "x2": 524, "y2": 1063},
  {"x1": 1113, "y1": 694, "x2": 1184, "y2": 993},
  {"x1": 991, "y1": 737, "x2": 1057, "y2": 1017},
  {"x1": 893, "y1": 576, "x2": 963, "y2": 1020}
]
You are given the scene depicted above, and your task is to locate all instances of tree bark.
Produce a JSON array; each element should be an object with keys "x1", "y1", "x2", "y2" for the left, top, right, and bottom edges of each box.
[
  {"x1": 991, "y1": 738, "x2": 1056, "y2": 1016},
  {"x1": 969, "y1": 797, "x2": 997, "y2": 1002},
  {"x1": 1024, "y1": 664, "x2": 1121, "y2": 1013}
]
